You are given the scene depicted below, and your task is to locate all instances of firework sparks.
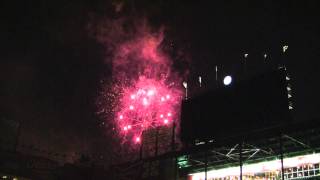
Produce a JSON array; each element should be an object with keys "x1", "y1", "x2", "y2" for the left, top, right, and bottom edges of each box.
[{"x1": 117, "y1": 77, "x2": 181, "y2": 141}]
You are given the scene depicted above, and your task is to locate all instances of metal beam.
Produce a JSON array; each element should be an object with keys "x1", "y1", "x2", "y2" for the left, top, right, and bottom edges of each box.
[{"x1": 283, "y1": 134, "x2": 311, "y2": 148}]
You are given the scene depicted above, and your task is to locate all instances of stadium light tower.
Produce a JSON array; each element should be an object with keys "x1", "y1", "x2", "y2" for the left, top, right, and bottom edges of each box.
[
  {"x1": 283, "y1": 45, "x2": 289, "y2": 53},
  {"x1": 198, "y1": 76, "x2": 202, "y2": 87},
  {"x1": 183, "y1": 81, "x2": 188, "y2": 100},
  {"x1": 223, "y1": 75, "x2": 232, "y2": 86}
]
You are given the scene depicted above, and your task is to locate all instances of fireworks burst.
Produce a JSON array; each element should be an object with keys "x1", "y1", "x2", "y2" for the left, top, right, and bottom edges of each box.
[
  {"x1": 117, "y1": 77, "x2": 181, "y2": 143},
  {"x1": 96, "y1": 20, "x2": 183, "y2": 146}
]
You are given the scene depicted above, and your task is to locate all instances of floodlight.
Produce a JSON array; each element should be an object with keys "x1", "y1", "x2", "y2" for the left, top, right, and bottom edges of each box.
[{"x1": 223, "y1": 75, "x2": 232, "y2": 86}]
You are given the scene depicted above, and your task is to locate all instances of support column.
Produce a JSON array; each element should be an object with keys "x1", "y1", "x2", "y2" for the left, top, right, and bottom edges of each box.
[
  {"x1": 155, "y1": 127, "x2": 159, "y2": 156},
  {"x1": 172, "y1": 122, "x2": 177, "y2": 180},
  {"x1": 205, "y1": 150, "x2": 208, "y2": 180},
  {"x1": 239, "y1": 142, "x2": 243, "y2": 180},
  {"x1": 139, "y1": 132, "x2": 144, "y2": 160},
  {"x1": 280, "y1": 134, "x2": 285, "y2": 180}
]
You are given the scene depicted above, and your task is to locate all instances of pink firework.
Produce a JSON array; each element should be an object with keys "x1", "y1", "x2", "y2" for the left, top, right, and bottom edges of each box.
[
  {"x1": 96, "y1": 21, "x2": 184, "y2": 146},
  {"x1": 117, "y1": 77, "x2": 181, "y2": 141}
]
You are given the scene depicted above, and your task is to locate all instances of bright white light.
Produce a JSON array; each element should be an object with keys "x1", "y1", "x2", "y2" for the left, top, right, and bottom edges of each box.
[
  {"x1": 147, "y1": 90, "x2": 154, "y2": 96},
  {"x1": 127, "y1": 125, "x2": 131, "y2": 129},
  {"x1": 143, "y1": 98, "x2": 148, "y2": 105},
  {"x1": 119, "y1": 115, "x2": 123, "y2": 119},
  {"x1": 167, "y1": 113, "x2": 171, "y2": 117},
  {"x1": 223, "y1": 75, "x2": 232, "y2": 86},
  {"x1": 129, "y1": 105, "x2": 134, "y2": 110},
  {"x1": 130, "y1": 95, "x2": 136, "y2": 99},
  {"x1": 283, "y1": 45, "x2": 289, "y2": 52},
  {"x1": 164, "y1": 119, "x2": 168, "y2": 124},
  {"x1": 183, "y1": 81, "x2": 188, "y2": 89},
  {"x1": 135, "y1": 137, "x2": 140, "y2": 142}
]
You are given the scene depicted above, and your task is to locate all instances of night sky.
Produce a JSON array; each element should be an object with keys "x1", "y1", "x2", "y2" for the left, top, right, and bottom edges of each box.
[{"x1": 1, "y1": 0, "x2": 320, "y2": 164}]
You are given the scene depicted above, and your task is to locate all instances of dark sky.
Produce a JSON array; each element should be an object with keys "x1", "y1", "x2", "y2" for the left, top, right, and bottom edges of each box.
[{"x1": 1, "y1": 0, "x2": 320, "y2": 162}]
